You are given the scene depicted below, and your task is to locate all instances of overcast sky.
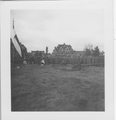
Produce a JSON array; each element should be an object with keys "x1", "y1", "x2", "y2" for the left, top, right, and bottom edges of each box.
[{"x1": 11, "y1": 9, "x2": 104, "y2": 53}]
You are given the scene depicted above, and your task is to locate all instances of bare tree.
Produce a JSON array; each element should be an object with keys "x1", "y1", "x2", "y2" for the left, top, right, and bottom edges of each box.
[{"x1": 83, "y1": 44, "x2": 93, "y2": 56}]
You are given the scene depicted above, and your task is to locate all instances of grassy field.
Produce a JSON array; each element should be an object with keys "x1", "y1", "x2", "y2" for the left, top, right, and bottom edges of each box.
[{"x1": 11, "y1": 64, "x2": 104, "y2": 111}]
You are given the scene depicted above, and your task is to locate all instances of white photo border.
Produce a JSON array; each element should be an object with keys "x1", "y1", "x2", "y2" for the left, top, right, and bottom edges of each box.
[{"x1": 1, "y1": 1, "x2": 114, "y2": 120}]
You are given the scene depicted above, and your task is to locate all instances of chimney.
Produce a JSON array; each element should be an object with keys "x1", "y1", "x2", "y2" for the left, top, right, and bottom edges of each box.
[{"x1": 46, "y1": 46, "x2": 48, "y2": 54}]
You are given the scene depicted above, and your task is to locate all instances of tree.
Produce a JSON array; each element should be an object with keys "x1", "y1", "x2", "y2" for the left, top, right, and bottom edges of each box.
[
  {"x1": 83, "y1": 44, "x2": 93, "y2": 56},
  {"x1": 99, "y1": 51, "x2": 105, "y2": 56},
  {"x1": 92, "y1": 46, "x2": 100, "y2": 57}
]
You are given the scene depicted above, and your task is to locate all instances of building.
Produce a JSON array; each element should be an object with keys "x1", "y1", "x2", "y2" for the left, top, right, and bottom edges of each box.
[
  {"x1": 52, "y1": 43, "x2": 73, "y2": 56},
  {"x1": 52, "y1": 43, "x2": 84, "y2": 58},
  {"x1": 31, "y1": 50, "x2": 45, "y2": 57}
]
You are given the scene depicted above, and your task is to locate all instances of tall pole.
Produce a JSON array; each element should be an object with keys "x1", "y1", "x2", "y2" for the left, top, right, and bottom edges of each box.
[
  {"x1": 13, "y1": 18, "x2": 14, "y2": 29},
  {"x1": 12, "y1": 19, "x2": 15, "y2": 67},
  {"x1": 46, "y1": 46, "x2": 48, "y2": 55}
]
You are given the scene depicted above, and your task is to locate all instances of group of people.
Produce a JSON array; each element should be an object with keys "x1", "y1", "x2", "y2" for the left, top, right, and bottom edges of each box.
[
  {"x1": 22, "y1": 54, "x2": 104, "y2": 67},
  {"x1": 26, "y1": 55, "x2": 82, "y2": 66}
]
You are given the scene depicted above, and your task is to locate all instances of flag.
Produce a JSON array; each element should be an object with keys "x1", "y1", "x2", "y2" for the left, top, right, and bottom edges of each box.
[{"x1": 11, "y1": 19, "x2": 22, "y2": 57}]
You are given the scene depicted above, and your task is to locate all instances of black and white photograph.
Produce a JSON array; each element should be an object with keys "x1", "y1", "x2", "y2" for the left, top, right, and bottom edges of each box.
[
  {"x1": 1, "y1": 1, "x2": 114, "y2": 120},
  {"x1": 10, "y1": 9, "x2": 105, "y2": 111}
]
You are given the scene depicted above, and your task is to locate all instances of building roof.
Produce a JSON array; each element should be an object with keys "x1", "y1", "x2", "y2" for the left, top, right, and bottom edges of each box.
[
  {"x1": 52, "y1": 43, "x2": 85, "y2": 57},
  {"x1": 52, "y1": 43, "x2": 73, "y2": 54}
]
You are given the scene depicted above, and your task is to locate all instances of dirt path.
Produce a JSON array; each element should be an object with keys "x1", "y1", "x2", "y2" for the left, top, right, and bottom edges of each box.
[{"x1": 11, "y1": 64, "x2": 104, "y2": 111}]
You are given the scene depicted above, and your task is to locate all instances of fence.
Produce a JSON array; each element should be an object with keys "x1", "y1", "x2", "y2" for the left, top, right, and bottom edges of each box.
[
  {"x1": 48, "y1": 56, "x2": 104, "y2": 67},
  {"x1": 11, "y1": 56, "x2": 104, "y2": 68}
]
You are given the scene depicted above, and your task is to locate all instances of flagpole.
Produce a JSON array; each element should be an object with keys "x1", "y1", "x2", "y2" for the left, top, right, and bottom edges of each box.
[
  {"x1": 12, "y1": 18, "x2": 15, "y2": 67},
  {"x1": 13, "y1": 41, "x2": 15, "y2": 67},
  {"x1": 13, "y1": 18, "x2": 14, "y2": 29}
]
